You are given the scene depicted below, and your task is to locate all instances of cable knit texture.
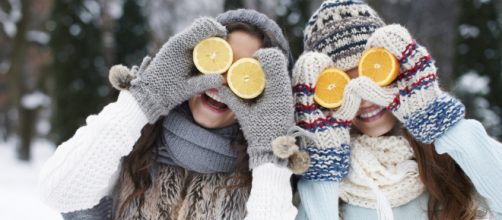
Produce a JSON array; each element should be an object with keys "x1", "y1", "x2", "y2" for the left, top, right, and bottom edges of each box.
[
  {"x1": 218, "y1": 48, "x2": 295, "y2": 169},
  {"x1": 303, "y1": 0, "x2": 385, "y2": 71},
  {"x1": 340, "y1": 135, "x2": 424, "y2": 210},
  {"x1": 38, "y1": 91, "x2": 148, "y2": 213},
  {"x1": 292, "y1": 52, "x2": 361, "y2": 181},
  {"x1": 245, "y1": 163, "x2": 297, "y2": 220},
  {"x1": 364, "y1": 24, "x2": 465, "y2": 143},
  {"x1": 129, "y1": 17, "x2": 226, "y2": 124}
]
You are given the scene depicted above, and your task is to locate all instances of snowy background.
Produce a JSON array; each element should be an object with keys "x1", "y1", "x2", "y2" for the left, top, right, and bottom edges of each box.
[
  {"x1": 0, "y1": 139, "x2": 61, "y2": 219},
  {"x1": 1, "y1": 0, "x2": 501, "y2": 219}
]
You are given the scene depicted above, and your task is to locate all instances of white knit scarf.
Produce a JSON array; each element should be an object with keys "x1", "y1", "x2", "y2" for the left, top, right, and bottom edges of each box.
[{"x1": 340, "y1": 134, "x2": 425, "y2": 220}]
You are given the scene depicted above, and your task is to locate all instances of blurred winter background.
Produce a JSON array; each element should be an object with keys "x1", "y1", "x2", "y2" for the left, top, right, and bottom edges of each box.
[{"x1": 0, "y1": 0, "x2": 501, "y2": 219}]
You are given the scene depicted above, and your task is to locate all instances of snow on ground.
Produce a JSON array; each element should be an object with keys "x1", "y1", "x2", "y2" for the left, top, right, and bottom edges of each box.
[{"x1": 0, "y1": 139, "x2": 62, "y2": 220}]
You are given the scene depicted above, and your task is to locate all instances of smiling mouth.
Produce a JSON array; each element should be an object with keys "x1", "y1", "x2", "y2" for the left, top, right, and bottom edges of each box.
[
  {"x1": 357, "y1": 106, "x2": 385, "y2": 122},
  {"x1": 201, "y1": 91, "x2": 229, "y2": 113}
]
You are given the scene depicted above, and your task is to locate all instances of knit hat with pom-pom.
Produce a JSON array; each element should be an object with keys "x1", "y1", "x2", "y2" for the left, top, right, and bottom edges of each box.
[{"x1": 303, "y1": 0, "x2": 385, "y2": 71}]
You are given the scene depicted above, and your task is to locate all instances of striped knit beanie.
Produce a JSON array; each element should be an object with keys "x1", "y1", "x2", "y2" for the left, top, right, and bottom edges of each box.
[{"x1": 304, "y1": 0, "x2": 385, "y2": 71}]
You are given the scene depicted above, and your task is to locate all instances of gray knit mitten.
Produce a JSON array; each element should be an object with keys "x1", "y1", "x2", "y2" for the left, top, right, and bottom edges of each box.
[
  {"x1": 129, "y1": 17, "x2": 227, "y2": 123},
  {"x1": 218, "y1": 48, "x2": 295, "y2": 169}
]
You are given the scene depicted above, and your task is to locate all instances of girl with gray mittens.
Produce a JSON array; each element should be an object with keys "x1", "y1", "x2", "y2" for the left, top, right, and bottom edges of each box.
[
  {"x1": 39, "y1": 9, "x2": 298, "y2": 220},
  {"x1": 292, "y1": 0, "x2": 502, "y2": 220}
]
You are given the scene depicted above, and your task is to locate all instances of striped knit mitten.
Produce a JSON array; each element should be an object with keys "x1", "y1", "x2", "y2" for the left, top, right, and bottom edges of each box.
[
  {"x1": 292, "y1": 52, "x2": 360, "y2": 181},
  {"x1": 366, "y1": 24, "x2": 465, "y2": 144}
]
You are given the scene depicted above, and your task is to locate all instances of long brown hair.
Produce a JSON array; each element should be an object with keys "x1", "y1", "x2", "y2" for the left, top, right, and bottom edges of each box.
[
  {"x1": 403, "y1": 129, "x2": 481, "y2": 220},
  {"x1": 118, "y1": 21, "x2": 280, "y2": 215},
  {"x1": 346, "y1": 125, "x2": 481, "y2": 220},
  {"x1": 118, "y1": 118, "x2": 250, "y2": 214}
]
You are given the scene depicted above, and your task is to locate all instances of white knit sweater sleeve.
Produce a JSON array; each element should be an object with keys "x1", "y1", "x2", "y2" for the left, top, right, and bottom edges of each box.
[
  {"x1": 38, "y1": 91, "x2": 148, "y2": 213},
  {"x1": 245, "y1": 163, "x2": 297, "y2": 220}
]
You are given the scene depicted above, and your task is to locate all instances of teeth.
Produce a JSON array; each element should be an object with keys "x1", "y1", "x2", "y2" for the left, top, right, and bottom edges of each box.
[
  {"x1": 205, "y1": 91, "x2": 223, "y2": 103},
  {"x1": 359, "y1": 107, "x2": 384, "y2": 119}
]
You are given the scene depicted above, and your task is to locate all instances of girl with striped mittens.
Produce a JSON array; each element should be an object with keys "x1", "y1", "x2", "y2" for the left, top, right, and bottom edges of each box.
[{"x1": 293, "y1": 0, "x2": 502, "y2": 220}]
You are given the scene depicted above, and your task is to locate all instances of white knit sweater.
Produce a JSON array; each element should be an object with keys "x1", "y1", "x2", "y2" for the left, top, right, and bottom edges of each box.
[{"x1": 38, "y1": 91, "x2": 297, "y2": 220}]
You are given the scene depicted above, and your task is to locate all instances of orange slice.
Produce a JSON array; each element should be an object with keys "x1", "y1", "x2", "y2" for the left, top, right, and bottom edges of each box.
[
  {"x1": 227, "y1": 58, "x2": 265, "y2": 99},
  {"x1": 193, "y1": 37, "x2": 233, "y2": 74},
  {"x1": 314, "y1": 68, "x2": 350, "y2": 108},
  {"x1": 358, "y1": 47, "x2": 399, "y2": 86}
]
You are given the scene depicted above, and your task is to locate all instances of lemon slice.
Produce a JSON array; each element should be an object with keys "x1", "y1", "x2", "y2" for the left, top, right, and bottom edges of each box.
[
  {"x1": 314, "y1": 68, "x2": 351, "y2": 108},
  {"x1": 227, "y1": 58, "x2": 265, "y2": 99},
  {"x1": 358, "y1": 47, "x2": 399, "y2": 86},
  {"x1": 193, "y1": 37, "x2": 233, "y2": 74}
]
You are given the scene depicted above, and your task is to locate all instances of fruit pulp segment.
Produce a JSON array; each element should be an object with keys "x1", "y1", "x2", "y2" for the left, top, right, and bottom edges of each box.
[
  {"x1": 314, "y1": 68, "x2": 350, "y2": 108},
  {"x1": 227, "y1": 58, "x2": 265, "y2": 99},
  {"x1": 193, "y1": 37, "x2": 233, "y2": 74}
]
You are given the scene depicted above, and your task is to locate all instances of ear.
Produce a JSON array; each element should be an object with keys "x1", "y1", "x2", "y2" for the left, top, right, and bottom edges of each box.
[{"x1": 108, "y1": 64, "x2": 135, "y2": 90}]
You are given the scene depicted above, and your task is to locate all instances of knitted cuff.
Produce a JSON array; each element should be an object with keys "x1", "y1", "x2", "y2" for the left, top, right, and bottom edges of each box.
[
  {"x1": 297, "y1": 179, "x2": 340, "y2": 220},
  {"x1": 404, "y1": 94, "x2": 465, "y2": 144},
  {"x1": 129, "y1": 84, "x2": 168, "y2": 124},
  {"x1": 246, "y1": 163, "x2": 297, "y2": 220},
  {"x1": 248, "y1": 150, "x2": 288, "y2": 170},
  {"x1": 302, "y1": 143, "x2": 350, "y2": 181}
]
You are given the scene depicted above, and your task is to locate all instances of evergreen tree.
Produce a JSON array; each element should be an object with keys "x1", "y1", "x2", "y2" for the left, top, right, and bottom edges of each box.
[
  {"x1": 114, "y1": 0, "x2": 150, "y2": 68},
  {"x1": 224, "y1": 0, "x2": 244, "y2": 11},
  {"x1": 454, "y1": 0, "x2": 502, "y2": 139},
  {"x1": 274, "y1": 0, "x2": 311, "y2": 59},
  {"x1": 48, "y1": 0, "x2": 108, "y2": 144}
]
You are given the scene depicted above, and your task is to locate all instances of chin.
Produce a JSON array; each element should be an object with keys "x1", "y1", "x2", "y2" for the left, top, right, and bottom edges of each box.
[
  {"x1": 352, "y1": 109, "x2": 397, "y2": 137},
  {"x1": 188, "y1": 92, "x2": 237, "y2": 129}
]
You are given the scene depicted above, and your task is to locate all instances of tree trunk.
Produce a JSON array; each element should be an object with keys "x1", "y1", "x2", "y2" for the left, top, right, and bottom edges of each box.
[
  {"x1": 17, "y1": 106, "x2": 37, "y2": 160},
  {"x1": 6, "y1": 0, "x2": 35, "y2": 160},
  {"x1": 100, "y1": 0, "x2": 116, "y2": 69}
]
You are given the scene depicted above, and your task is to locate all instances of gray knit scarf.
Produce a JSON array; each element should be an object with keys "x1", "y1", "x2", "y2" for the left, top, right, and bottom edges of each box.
[{"x1": 156, "y1": 103, "x2": 240, "y2": 173}]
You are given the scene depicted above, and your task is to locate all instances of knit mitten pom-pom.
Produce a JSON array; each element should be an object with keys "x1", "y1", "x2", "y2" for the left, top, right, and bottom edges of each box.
[
  {"x1": 288, "y1": 151, "x2": 310, "y2": 175},
  {"x1": 109, "y1": 64, "x2": 135, "y2": 90},
  {"x1": 272, "y1": 136, "x2": 299, "y2": 159},
  {"x1": 272, "y1": 135, "x2": 310, "y2": 174}
]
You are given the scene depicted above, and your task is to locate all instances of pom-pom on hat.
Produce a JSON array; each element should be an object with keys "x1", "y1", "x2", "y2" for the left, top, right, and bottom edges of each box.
[{"x1": 304, "y1": 0, "x2": 385, "y2": 71}]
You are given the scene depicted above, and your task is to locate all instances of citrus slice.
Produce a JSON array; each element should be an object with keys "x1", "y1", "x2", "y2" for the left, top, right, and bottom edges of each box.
[
  {"x1": 193, "y1": 37, "x2": 233, "y2": 74},
  {"x1": 314, "y1": 68, "x2": 351, "y2": 108},
  {"x1": 227, "y1": 58, "x2": 265, "y2": 99},
  {"x1": 358, "y1": 47, "x2": 399, "y2": 86}
]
